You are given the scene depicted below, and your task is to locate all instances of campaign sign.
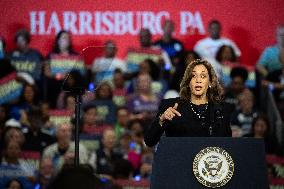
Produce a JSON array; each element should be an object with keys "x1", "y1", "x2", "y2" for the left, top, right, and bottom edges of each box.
[
  {"x1": 126, "y1": 48, "x2": 163, "y2": 73},
  {"x1": 49, "y1": 109, "x2": 73, "y2": 127},
  {"x1": 0, "y1": 72, "x2": 23, "y2": 105},
  {"x1": 0, "y1": 164, "x2": 34, "y2": 189},
  {"x1": 50, "y1": 54, "x2": 85, "y2": 76}
]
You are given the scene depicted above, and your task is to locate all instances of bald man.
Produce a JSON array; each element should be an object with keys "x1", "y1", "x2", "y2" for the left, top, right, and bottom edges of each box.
[{"x1": 42, "y1": 124, "x2": 88, "y2": 172}]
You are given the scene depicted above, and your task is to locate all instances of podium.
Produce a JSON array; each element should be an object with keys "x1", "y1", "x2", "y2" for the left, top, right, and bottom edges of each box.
[{"x1": 150, "y1": 137, "x2": 269, "y2": 189}]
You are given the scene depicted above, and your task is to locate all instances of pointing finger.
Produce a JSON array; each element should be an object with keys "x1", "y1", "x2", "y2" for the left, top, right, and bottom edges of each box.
[
  {"x1": 171, "y1": 108, "x2": 181, "y2": 116},
  {"x1": 173, "y1": 103, "x2": 178, "y2": 109}
]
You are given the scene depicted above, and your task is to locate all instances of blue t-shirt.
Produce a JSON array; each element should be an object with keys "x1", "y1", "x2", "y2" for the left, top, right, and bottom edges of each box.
[
  {"x1": 9, "y1": 48, "x2": 43, "y2": 80},
  {"x1": 154, "y1": 39, "x2": 184, "y2": 58},
  {"x1": 257, "y1": 45, "x2": 282, "y2": 73},
  {"x1": 88, "y1": 99, "x2": 117, "y2": 125}
]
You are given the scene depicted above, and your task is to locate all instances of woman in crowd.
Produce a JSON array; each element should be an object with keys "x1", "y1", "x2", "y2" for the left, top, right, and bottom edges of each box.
[
  {"x1": 127, "y1": 73, "x2": 161, "y2": 128},
  {"x1": 127, "y1": 58, "x2": 167, "y2": 96},
  {"x1": 244, "y1": 114, "x2": 282, "y2": 155},
  {"x1": 10, "y1": 83, "x2": 39, "y2": 126},
  {"x1": 1, "y1": 140, "x2": 35, "y2": 177},
  {"x1": 215, "y1": 45, "x2": 238, "y2": 64},
  {"x1": 44, "y1": 30, "x2": 86, "y2": 108},
  {"x1": 91, "y1": 82, "x2": 117, "y2": 125}
]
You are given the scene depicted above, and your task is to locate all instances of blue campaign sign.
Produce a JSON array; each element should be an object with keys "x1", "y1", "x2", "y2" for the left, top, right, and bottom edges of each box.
[{"x1": 0, "y1": 165, "x2": 34, "y2": 189}]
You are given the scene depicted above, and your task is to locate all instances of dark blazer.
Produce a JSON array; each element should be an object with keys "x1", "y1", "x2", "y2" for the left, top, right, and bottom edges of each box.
[{"x1": 144, "y1": 97, "x2": 232, "y2": 147}]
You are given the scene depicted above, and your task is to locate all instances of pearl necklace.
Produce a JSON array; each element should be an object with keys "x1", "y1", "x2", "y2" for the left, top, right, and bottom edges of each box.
[{"x1": 189, "y1": 102, "x2": 208, "y2": 119}]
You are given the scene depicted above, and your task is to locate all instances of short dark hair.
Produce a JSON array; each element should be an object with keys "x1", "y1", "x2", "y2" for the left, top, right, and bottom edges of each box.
[
  {"x1": 208, "y1": 19, "x2": 221, "y2": 27},
  {"x1": 14, "y1": 29, "x2": 30, "y2": 44},
  {"x1": 116, "y1": 106, "x2": 128, "y2": 115},
  {"x1": 184, "y1": 50, "x2": 201, "y2": 62},
  {"x1": 5, "y1": 179, "x2": 23, "y2": 189},
  {"x1": 112, "y1": 159, "x2": 133, "y2": 179},
  {"x1": 215, "y1": 45, "x2": 237, "y2": 62},
  {"x1": 230, "y1": 66, "x2": 248, "y2": 82},
  {"x1": 95, "y1": 81, "x2": 113, "y2": 99},
  {"x1": 83, "y1": 103, "x2": 97, "y2": 112}
]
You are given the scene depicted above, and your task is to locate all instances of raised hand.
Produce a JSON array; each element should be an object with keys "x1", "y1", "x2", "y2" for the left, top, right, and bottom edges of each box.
[{"x1": 159, "y1": 103, "x2": 181, "y2": 125}]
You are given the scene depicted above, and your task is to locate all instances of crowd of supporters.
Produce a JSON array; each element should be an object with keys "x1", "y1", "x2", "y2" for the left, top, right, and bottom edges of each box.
[{"x1": 0, "y1": 19, "x2": 284, "y2": 189}]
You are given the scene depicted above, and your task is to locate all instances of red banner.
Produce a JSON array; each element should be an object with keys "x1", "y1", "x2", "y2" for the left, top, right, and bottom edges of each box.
[{"x1": 0, "y1": 0, "x2": 284, "y2": 65}]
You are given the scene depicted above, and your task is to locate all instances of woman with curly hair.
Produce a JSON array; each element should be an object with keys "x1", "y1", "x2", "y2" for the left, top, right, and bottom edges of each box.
[{"x1": 144, "y1": 59, "x2": 232, "y2": 147}]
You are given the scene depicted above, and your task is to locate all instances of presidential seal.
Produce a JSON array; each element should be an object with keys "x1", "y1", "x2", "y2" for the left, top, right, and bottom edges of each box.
[{"x1": 193, "y1": 147, "x2": 234, "y2": 188}]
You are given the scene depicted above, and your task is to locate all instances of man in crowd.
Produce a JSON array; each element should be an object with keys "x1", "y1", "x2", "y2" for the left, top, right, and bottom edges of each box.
[
  {"x1": 42, "y1": 123, "x2": 88, "y2": 172},
  {"x1": 154, "y1": 19, "x2": 184, "y2": 67},
  {"x1": 92, "y1": 40, "x2": 126, "y2": 84},
  {"x1": 89, "y1": 128, "x2": 123, "y2": 178},
  {"x1": 126, "y1": 28, "x2": 172, "y2": 74},
  {"x1": 154, "y1": 19, "x2": 185, "y2": 89},
  {"x1": 194, "y1": 19, "x2": 241, "y2": 61}
]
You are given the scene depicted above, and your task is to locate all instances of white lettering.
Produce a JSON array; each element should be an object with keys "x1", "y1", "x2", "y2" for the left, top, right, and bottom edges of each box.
[
  {"x1": 30, "y1": 11, "x2": 46, "y2": 34},
  {"x1": 79, "y1": 11, "x2": 93, "y2": 34},
  {"x1": 180, "y1": 11, "x2": 205, "y2": 35},
  {"x1": 156, "y1": 11, "x2": 170, "y2": 34},
  {"x1": 63, "y1": 11, "x2": 78, "y2": 34},
  {"x1": 180, "y1": 11, "x2": 193, "y2": 34},
  {"x1": 142, "y1": 12, "x2": 156, "y2": 34},
  {"x1": 114, "y1": 11, "x2": 127, "y2": 35},
  {"x1": 128, "y1": 12, "x2": 141, "y2": 35},
  {"x1": 94, "y1": 12, "x2": 101, "y2": 35},
  {"x1": 28, "y1": 11, "x2": 205, "y2": 36},
  {"x1": 46, "y1": 11, "x2": 61, "y2": 34},
  {"x1": 193, "y1": 11, "x2": 205, "y2": 34},
  {"x1": 102, "y1": 11, "x2": 113, "y2": 34}
]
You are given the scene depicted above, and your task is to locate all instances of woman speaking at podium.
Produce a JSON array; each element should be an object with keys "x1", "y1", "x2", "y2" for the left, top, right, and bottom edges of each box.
[{"x1": 144, "y1": 59, "x2": 232, "y2": 147}]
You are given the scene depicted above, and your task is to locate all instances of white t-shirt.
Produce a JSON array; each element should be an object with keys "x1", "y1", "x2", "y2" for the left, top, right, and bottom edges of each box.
[
  {"x1": 194, "y1": 37, "x2": 241, "y2": 60},
  {"x1": 203, "y1": 57, "x2": 223, "y2": 82},
  {"x1": 92, "y1": 57, "x2": 126, "y2": 82}
]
